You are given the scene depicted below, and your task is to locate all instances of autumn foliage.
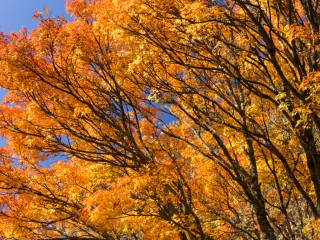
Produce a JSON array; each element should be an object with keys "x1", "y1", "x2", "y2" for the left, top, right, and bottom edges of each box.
[{"x1": 0, "y1": 0, "x2": 320, "y2": 239}]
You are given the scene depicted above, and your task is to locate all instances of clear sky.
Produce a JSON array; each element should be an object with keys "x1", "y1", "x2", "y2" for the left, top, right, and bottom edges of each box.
[{"x1": 0, "y1": 0, "x2": 69, "y2": 33}]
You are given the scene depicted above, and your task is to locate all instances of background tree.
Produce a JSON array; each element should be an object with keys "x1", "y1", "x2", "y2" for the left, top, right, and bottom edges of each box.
[{"x1": 0, "y1": 0, "x2": 319, "y2": 239}]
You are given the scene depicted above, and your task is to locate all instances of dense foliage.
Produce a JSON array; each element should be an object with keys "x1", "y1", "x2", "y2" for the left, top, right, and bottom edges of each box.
[{"x1": 0, "y1": 0, "x2": 320, "y2": 239}]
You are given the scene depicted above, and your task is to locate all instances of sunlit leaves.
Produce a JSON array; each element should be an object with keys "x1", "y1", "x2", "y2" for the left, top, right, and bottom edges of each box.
[{"x1": 0, "y1": 0, "x2": 319, "y2": 239}]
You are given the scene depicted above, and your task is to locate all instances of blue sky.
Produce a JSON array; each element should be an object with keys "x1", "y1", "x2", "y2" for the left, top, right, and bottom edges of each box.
[{"x1": 0, "y1": 0, "x2": 69, "y2": 33}]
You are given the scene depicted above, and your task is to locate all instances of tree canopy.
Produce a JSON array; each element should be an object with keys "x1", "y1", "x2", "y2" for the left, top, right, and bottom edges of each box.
[{"x1": 0, "y1": 0, "x2": 320, "y2": 239}]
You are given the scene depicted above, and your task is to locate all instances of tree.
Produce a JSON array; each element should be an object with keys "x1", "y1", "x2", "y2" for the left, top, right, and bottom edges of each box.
[{"x1": 0, "y1": 0, "x2": 319, "y2": 239}]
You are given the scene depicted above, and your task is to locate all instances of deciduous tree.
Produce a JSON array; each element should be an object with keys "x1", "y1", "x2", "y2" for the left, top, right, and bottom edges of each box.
[{"x1": 0, "y1": 0, "x2": 320, "y2": 239}]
